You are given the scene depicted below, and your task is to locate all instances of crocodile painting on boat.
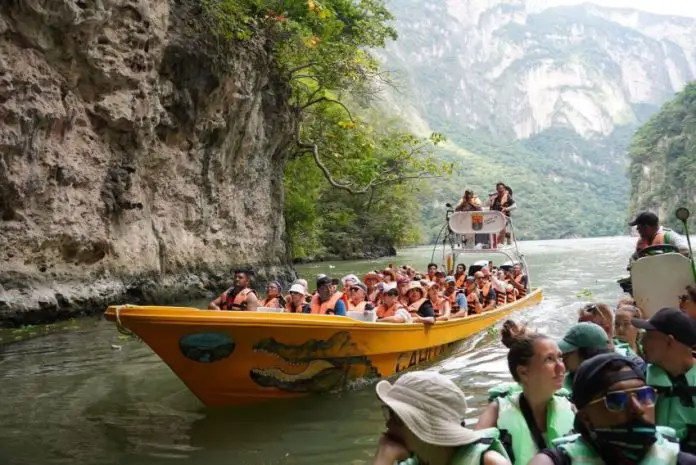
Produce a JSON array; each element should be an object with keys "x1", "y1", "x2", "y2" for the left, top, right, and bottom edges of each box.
[{"x1": 249, "y1": 331, "x2": 380, "y2": 393}]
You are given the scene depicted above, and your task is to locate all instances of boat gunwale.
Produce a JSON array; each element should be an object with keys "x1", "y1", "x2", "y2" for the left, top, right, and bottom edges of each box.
[{"x1": 103, "y1": 288, "x2": 542, "y2": 330}]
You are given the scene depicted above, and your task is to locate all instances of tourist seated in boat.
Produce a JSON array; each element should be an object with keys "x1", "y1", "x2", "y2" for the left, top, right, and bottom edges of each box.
[
  {"x1": 364, "y1": 272, "x2": 382, "y2": 303},
  {"x1": 629, "y1": 211, "x2": 690, "y2": 263},
  {"x1": 207, "y1": 269, "x2": 259, "y2": 311},
  {"x1": 260, "y1": 281, "x2": 285, "y2": 309},
  {"x1": 506, "y1": 264, "x2": 527, "y2": 299},
  {"x1": 434, "y1": 270, "x2": 446, "y2": 287},
  {"x1": 426, "y1": 282, "x2": 451, "y2": 321},
  {"x1": 286, "y1": 284, "x2": 311, "y2": 313},
  {"x1": 427, "y1": 262, "x2": 438, "y2": 282},
  {"x1": 475, "y1": 271, "x2": 497, "y2": 312},
  {"x1": 347, "y1": 283, "x2": 371, "y2": 311},
  {"x1": 341, "y1": 274, "x2": 360, "y2": 306},
  {"x1": 464, "y1": 277, "x2": 483, "y2": 315},
  {"x1": 287, "y1": 278, "x2": 309, "y2": 302},
  {"x1": 455, "y1": 264, "x2": 467, "y2": 288},
  {"x1": 614, "y1": 305, "x2": 644, "y2": 357},
  {"x1": 529, "y1": 352, "x2": 694, "y2": 465},
  {"x1": 397, "y1": 277, "x2": 411, "y2": 307},
  {"x1": 455, "y1": 189, "x2": 483, "y2": 212},
  {"x1": 405, "y1": 282, "x2": 436, "y2": 324},
  {"x1": 578, "y1": 303, "x2": 640, "y2": 359},
  {"x1": 376, "y1": 287, "x2": 411, "y2": 323},
  {"x1": 372, "y1": 371, "x2": 511, "y2": 465},
  {"x1": 633, "y1": 307, "x2": 696, "y2": 454},
  {"x1": 310, "y1": 276, "x2": 346, "y2": 315},
  {"x1": 382, "y1": 268, "x2": 397, "y2": 284},
  {"x1": 444, "y1": 276, "x2": 467, "y2": 314},
  {"x1": 475, "y1": 320, "x2": 574, "y2": 465},
  {"x1": 558, "y1": 322, "x2": 612, "y2": 393},
  {"x1": 679, "y1": 285, "x2": 696, "y2": 320}
]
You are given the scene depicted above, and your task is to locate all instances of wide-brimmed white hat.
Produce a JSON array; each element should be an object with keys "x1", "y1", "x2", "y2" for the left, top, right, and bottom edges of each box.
[
  {"x1": 376, "y1": 371, "x2": 479, "y2": 447},
  {"x1": 288, "y1": 283, "x2": 308, "y2": 295}
]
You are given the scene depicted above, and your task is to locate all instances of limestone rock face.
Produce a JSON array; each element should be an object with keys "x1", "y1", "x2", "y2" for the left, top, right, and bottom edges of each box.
[{"x1": 0, "y1": 0, "x2": 297, "y2": 324}]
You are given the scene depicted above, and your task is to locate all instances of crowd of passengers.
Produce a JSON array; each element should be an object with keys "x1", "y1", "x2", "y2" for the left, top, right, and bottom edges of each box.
[
  {"x1": 207, "y1": 261, "x2": 529, "y2": 323},
  {"x1": 370, "y1": 291, "x2": 696, "y2": 465}
]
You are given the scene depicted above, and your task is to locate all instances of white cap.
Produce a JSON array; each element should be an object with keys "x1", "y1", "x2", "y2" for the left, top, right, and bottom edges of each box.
[{"x1": 289, "y1": 283, "x2": 308, "y2": 295}]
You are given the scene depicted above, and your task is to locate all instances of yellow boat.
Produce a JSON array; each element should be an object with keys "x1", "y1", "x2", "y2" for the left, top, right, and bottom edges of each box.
[{"x1": 103, "y1": 288, "x2": 542, "y2": 407}]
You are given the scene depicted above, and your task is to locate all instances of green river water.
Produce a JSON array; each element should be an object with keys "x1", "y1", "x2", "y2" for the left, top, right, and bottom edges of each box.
[{"x1": 0, "y1": 237, "x2": 636, "y2": 465}]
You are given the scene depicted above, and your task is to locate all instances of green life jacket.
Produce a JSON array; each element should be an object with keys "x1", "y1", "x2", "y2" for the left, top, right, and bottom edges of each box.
[
  {"x1": 646, "y1": 363, "x2": 696, "y2": 453},
  {"x1": 552, "y1": 426, "x2": 679, "y2": 465},
  {"x1": 487, "y1": 382, "x2": 570, "y2": 402},
  {"x1": 397, "y1": 427, "x2": 510, "y2": 465},
  {"x1": 614, "y1": 340, "x2": 638, "y2": 358},
  {"x1": 496, "y1": 392, "x2": 575, "y2": 465}
]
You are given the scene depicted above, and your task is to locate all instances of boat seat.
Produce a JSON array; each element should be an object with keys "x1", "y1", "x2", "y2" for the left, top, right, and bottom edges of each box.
[
  {"x1": 255, "y1": 307, "x2": 285, "y2": 313},
  {"x1": 346, "y1": 310, "x2": 378, "y2": 323}
]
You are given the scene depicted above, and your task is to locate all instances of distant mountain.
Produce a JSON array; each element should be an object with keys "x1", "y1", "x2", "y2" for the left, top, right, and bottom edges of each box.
[{"x1": 376, "y1": 0, "x2": 696, "y2": 239}]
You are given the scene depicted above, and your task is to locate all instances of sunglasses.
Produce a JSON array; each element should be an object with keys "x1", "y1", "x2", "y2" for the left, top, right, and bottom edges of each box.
[{"x1": 586, "y1": 386, "x2": 656, "y2": 413}]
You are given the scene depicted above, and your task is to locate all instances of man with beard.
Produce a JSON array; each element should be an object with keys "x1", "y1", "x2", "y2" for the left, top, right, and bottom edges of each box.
[
  {"x1": 208, "y1": 269, "x2": 259, "y2": 311},
  {"x1": 529, "y1": 353, "x2": 696, "y2": 465}
]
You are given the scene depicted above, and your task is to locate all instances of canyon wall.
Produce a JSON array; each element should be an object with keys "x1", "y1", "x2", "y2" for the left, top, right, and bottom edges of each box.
[{"x1": 0, "y1": 0, "x2": 297, "y2": 325}]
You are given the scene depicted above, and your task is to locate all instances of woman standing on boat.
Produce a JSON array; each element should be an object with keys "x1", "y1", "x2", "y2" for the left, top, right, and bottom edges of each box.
[{"x1": 475, "y1": 320, "x2": 575, "y2": 465}]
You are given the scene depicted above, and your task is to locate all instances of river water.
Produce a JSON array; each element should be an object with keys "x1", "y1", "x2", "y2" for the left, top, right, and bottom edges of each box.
[{"x1": 0, "y1": 237, "x2": 635, "y2": 465}]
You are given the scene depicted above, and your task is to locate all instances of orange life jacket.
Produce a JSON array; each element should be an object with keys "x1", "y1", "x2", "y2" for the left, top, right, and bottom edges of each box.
[
  {"x1": 496, "y1": 288, "x2": 507, "y2": 306},
  {"x1": 431, "y1": 296, "x2": 450, "y2": 317},
  {"x1": 408, "y1": 298, "x2": 427, "y2": 316},
  {"x1": 285, "y1": 301, "x2": 309, "y2": 313},
  {"x1": 221, "y1": 287, "x2": 257, "y2": 311},
  {"x1": 310, "y1": 292, "x2": 342, "y2": 315},
  {"x1": 479, "y1": 282, "x2": 494, "y2": 306},
  {"x1": 514, "y1": 274, "x2": 527, "y2": 298},
  {"x1": 261, "y1": 297, "x2": 281, "y2": 308},
  {"x1": 466, "y1": 290, "x2": 481, "y2": 314},
  {"x1": 636, "y1": 231, "x2": 665, "y2": 252},
  {"x1": 377, "y1": 302, "x2": 406, "y2": 319},
  {"x1": 348, "y1": 300, "x2": 368, "y2": 312}
]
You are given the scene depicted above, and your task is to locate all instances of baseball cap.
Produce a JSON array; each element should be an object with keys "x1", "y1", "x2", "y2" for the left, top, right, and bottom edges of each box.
[
  {"x1": 557, "y1": 322, "x2": 609, "y2": 355},
  {"x1": 629, "y1": 211, "x2": 659, "y2": 227},
  {"x1": 571, "y1": 353, "x2": 645, "y2": 409},
  {"x1": 632, "y1": 307, "x2": 696, "y2": 347},
  {"x1": 445, "y1": 276, "x2": 456, "y2": 284}
]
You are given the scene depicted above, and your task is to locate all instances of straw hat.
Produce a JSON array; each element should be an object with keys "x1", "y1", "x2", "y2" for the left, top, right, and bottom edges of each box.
[
  {"x1": 363, "y1": 271, "x2": 382, "y2": 283},
  {"x1": 376, "y1": 371, "x2": 479, "y2": 447}
]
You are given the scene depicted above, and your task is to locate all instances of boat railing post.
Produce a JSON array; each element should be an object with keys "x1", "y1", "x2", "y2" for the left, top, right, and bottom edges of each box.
[{"x1": 676, "y1": 208, "x2": 696, "y2": 284}]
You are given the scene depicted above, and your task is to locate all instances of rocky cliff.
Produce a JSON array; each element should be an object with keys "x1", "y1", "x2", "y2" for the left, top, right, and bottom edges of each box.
[
  {"x1": 628, "y1": 81, "x2": 696, "y2": 230},
  {"x1": 376, "y1": 0, "x2": 696, "y2": 240},
  {"x1": 0, "y1": 0, "x2": 297, "y2": 325}
]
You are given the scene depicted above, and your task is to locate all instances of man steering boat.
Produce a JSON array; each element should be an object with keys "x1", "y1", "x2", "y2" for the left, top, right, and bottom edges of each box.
[{"x1": 629, "y1": 211, "x2": 689, "y2": 264}]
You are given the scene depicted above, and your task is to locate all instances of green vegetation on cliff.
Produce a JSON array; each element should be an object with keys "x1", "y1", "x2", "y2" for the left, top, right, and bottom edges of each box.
[
  {"x1": 196, "y1": 0, "x2": 451, "y2": 260},
  {"x1": 629, "y1": 82, "x2": 696, "y2": 231}
]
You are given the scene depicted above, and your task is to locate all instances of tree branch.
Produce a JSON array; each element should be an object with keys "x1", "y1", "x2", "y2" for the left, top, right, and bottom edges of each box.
[
  {"x1": 301, "y1": 97, "x2": 354, "y2": 122},
  {"x1": 286, "y1": 62, "x2": 319, "y2": 76}
]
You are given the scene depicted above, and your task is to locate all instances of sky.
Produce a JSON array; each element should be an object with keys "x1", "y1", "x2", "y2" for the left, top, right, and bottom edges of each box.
[{"x1": 539, "y1": 0, "x2": 696, "y2": 18}]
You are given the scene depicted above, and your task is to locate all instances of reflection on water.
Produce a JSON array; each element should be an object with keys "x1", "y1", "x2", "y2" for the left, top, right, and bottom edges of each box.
[{"x1": 0, "y1": 237, "x2": 635, "y2": 465}]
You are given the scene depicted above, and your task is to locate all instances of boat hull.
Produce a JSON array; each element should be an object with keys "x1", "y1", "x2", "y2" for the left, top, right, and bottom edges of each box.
[{"x1": 103, "y1": 288, "x2": 542, "y2": 406}]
